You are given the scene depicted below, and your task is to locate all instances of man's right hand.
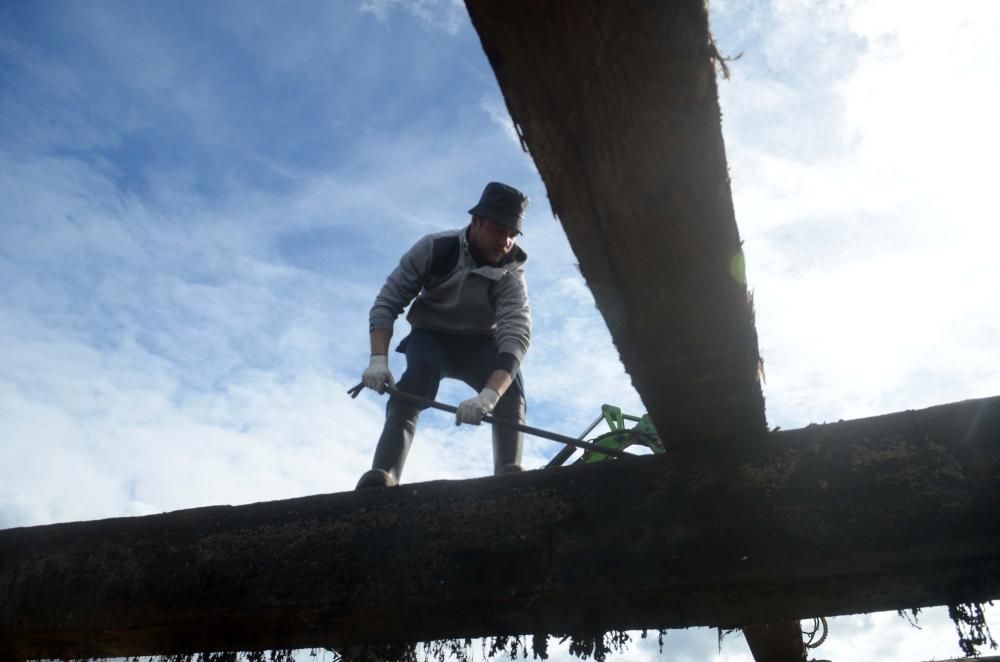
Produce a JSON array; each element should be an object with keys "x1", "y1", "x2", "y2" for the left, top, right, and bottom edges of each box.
[{"x1": 362, "y1": 354, "x2": 395, "y2": 394}]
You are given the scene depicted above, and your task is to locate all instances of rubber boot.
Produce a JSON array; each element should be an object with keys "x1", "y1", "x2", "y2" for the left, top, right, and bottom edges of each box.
[
  {"x1": 356, "y1": 401, "x2": 420, "y2": 489},
  {"x1": 491, "y1": 391, "x2": 525, "y2": 475}
]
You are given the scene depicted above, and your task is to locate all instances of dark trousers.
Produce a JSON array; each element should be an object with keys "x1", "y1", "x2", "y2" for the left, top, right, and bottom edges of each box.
[
  {"x1": 371, "y1": 329, "x2": 526, "y2": 480},
  {"x1": 393, "y1": 329, "x2": 526, "y2": 407}
]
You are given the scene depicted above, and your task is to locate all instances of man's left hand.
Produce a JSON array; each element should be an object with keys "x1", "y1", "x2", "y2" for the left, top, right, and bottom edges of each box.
[{"x1": 456, "y1": 387, "x2": 500, "y2": 425}]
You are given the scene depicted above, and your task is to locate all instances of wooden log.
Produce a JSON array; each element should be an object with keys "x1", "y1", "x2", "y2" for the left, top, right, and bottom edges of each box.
[
  {"x1": 2, "y1": 396, "x2": 999, "y2": 660},
  {"x1": 742, "y1": 622, "x2": 807, "y2": 662},
  {"x1": 465, "y1": 0, "x2": 766, "y2": 444}
]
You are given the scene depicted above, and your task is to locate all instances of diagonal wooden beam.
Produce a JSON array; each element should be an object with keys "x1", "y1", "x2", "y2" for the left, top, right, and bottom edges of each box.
[
  {"x1": 3, "y1": 395, "x2": 999, "y2": 660},
  {"x1": 466, "y1": 0, "x2": 766, "y2": 444},
  {"x1": 465, "y1": 2, "x2": 778, "y2": 655}
]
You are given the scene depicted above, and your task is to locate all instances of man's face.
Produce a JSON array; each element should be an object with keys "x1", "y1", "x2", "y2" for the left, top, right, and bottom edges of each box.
[{"x1": 469, "y1": 216, "x2": 519, "y2": 265}]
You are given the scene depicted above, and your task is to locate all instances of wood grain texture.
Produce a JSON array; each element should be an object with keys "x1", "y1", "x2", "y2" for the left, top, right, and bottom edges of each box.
[
  {"x1": 465, "y1": 0, "x2": 766, "y2": 443},
  {"x1": 3, "y1": 396, "x2": 998, "y2": 659}
]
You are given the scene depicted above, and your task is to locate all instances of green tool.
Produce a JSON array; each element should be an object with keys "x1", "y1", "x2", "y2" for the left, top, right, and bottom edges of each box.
[{"x1": 545, "y1": 404, "x2": 665, "y2": 467}]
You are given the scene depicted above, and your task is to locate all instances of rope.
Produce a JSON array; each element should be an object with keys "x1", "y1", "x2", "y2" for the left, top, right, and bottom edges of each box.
[{"x1": 803, "y1": 616, "x2": 829, "y2": 649}]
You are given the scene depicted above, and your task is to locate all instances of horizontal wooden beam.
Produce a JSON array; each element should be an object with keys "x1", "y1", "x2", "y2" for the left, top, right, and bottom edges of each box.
[
  {"x1": 466, "y1": 0, "x2": 767, "y2": 443},
  {"x1": 2, "y1": 395, "x2": 999, "y2": 660}
]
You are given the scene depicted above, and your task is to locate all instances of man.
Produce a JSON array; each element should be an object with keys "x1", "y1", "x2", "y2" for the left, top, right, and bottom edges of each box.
[{"x1": 357, "y1": 182, "x2": 532, "y2": 489}]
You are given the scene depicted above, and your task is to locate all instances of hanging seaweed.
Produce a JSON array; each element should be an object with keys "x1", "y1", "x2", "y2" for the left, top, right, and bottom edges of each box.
[{"x1": 949, "y1": 601, "x2": 997, "y2": 657}]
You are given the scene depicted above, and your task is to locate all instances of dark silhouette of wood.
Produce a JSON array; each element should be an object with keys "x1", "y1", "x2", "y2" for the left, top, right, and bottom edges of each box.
[
  {"x1": 464, "y1": 2, "x2": 786, "y2": 657},
  {"x1": 2, "y1": 395, "x2": 999, "y2": 660},
  {"x1": 743, "y1": 622, "x2": 807, "y2": 661},
  {"x1": 465, "y1": 0, "x2": 766, "y2": 445}
]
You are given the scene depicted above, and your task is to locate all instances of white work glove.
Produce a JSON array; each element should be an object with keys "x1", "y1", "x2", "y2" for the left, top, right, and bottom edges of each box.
[
  {"x1": 362, "y1": 354, "x2": 395, "y2": 394},
  {"x1": 455, "y1": 387, "x2": 500, "y2": 426}
]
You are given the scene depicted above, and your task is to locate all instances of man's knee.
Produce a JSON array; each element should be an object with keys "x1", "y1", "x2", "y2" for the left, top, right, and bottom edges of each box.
[{"x1": 396, "y1": 359, "x2": 442, "y2": 402}]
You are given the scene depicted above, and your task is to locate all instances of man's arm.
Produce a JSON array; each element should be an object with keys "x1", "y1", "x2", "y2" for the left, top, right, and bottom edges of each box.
[
  {"x1": 364, "y1": 236, "x2": 432, "y2": 393},
  {"x1": 369, "y1": 236, "x2": 432, "y2": 338},
  {"x1": 370, "y1": 328, "x2": 392, "y2": 357},
  {"x1": 483, "y1": 368, "x2": 513, "y2": 398},
  {"x1": 456, "y1": 269, "x2": 530, "y2": 425},
  {"x1": 361, "y1": 328, "x2": 396, "y2": 393},
  {"x1": 491, "y1": 269, "x2": 531, "y2": 368}
]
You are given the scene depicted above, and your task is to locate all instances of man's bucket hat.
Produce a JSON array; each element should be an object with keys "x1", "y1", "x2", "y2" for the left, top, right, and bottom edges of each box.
[{"x1": 468, "y1": 182, "x2": 529, "y2": 234}]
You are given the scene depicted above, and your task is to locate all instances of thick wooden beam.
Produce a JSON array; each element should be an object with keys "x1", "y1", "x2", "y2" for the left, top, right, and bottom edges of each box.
[
  {"x1": 742, "y1": 622, "x2": 807, "y2": 662},
  {"x1": 2, "y1": 396, "x2": 999, "y2": 660},
  {"x1": 466, "y1": 0, "x2": 766, "y2": 443}
]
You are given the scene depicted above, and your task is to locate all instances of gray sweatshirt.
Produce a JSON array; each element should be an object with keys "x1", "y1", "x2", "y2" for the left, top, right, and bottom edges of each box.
[{"x1": 369, "y1": 227, "x2": 531, "y2": 366}]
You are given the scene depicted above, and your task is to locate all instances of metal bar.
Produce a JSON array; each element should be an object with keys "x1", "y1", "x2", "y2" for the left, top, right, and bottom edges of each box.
[
  {"x1": 348, "y1": 383, "x2": 632, "y2": 460},
  {"x1": 546, "y1": 413, "x2": 605, "y2": 467}
]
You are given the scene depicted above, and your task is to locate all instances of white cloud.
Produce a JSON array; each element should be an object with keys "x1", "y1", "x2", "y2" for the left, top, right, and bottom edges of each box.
[
  {"x1": 480, "y1": 96, "x2": 523, "y2": 148},
  {"x1": 0, "y1": 302, "x2": 384, "y2": 526},
  {"x1": 715, "y1": 0, "x2": 1000, "y2": 426},
  {"x1": 0, "y1": 116, "x2": 563, "y2": 529},
  {"x1": 841, "y1": 1, "x2": 1000, "y2": 210},
  {"x1": 359, "y1": 0, "x2": 467, "y2": 35}
]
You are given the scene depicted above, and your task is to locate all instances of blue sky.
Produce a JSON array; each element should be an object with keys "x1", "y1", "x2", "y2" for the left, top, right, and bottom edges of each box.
[{"x1": 2, "y1": 1, "x2": 998, "y2": 660}]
